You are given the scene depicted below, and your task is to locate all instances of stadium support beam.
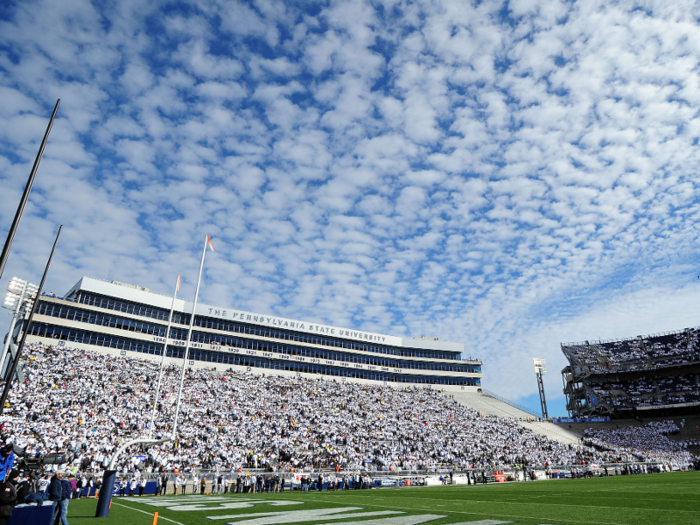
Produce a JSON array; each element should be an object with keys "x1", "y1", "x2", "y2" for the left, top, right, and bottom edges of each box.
[
  {"x1": 561, "y1": 369, "x2": 571, "y2": 417},
  {"x1": 0, "y1": 226, "x2": 62, "y2": 415},
  {"x1": 0, "y1": 99, "x2": 60, "y2": 282}
]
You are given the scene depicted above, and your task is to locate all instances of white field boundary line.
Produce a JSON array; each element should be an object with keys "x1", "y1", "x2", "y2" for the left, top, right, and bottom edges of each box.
[
  {"x1": 323, "y1": 490, "x2": 699, "y2": 513},
  {"x1": 193, "y1": 488, "x2": 697, "y2": 508},
  {"x1": 393, "y1": 496, "x2": 700, "y2": 513},
  {"x1": 313, "y1": 495, "x2": 649, "y2": 525},
  {"x1": 115, "y1": 491, "x2": 698, "y2": 525},
  {"x1": 112, "y1": 501, "x2": 185, "y2": 525}
]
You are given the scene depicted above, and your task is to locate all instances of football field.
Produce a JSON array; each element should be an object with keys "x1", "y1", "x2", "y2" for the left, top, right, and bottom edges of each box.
[{"x1": 66, "y1": 472, "x2": 699, "y2": 525}]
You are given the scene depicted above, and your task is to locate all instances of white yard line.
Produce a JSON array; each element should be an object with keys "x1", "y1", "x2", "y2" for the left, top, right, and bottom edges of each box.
[
  {"x1": 112, "y1": 501, "x2": 186, "y2": 525},
  {"x1": 314, "y1": 495, "x2": 631, "y2": 525}
]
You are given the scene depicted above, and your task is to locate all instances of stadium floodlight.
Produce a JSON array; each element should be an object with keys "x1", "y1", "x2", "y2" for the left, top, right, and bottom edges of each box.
[
  {"x1": 3, "y1": 278, "x2": 38, "y2": 312},
  {"x1": 533, "y1": 357, "x2": 546, "y2": 374},
  {"x1": 533, "y1": 358, "x2": 548, "y2": 420},
  {"x1": 0, "y1": 278, "x2": 39, "y2": 377},
  {"x1": 2, "y1": 293, "x2": 17, "y2": 310},
  {"x1": 3, "y1": 277, "x2": 26, "y2": 311}
]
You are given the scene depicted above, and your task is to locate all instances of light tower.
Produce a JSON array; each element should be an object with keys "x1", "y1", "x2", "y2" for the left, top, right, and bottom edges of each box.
[
  {"x1": 533, "y1": 357, "x2": 548, "y2": 419},
  {"x1": 1, "y1": 277, "x2": 39, "y2": 379}
]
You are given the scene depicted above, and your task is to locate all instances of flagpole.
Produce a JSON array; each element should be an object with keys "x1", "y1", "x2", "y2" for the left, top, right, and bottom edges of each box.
[
  {"x1": 149, "y1": 274, "x2": 180, "y2": 438},
  {"x1": 172, "y1": 236, "x2": 212, "y2": 439}
]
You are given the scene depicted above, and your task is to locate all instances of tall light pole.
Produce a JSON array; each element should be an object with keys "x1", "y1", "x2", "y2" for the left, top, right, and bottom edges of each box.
[
  {"x1": 533, "y1": 358, "x2": 548, "y2": 420},
  {"x1": 1, "y1": 278, "x2": 38, "y2": 379},
  {"x1": 0, "y1": 226, "x2": 62, "y2": 415},
  {"x1": 0, "y1": 100, "x2": 60, "y2": 281}
]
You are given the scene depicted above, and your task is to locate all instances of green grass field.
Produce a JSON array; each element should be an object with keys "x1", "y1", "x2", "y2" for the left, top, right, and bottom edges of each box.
[{"x1": 65, "y1": 472, "x2": 700, "y2": 525}]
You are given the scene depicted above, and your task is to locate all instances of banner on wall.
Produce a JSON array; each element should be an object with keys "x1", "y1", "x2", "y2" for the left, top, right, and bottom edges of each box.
[{"x1": 552, "y1": 417, "x2": 610, "y2": 423}]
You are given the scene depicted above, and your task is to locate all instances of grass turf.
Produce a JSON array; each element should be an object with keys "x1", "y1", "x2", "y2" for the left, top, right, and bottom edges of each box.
[{"x1": 65, "y1": 471, "x2": 700, "y2": 525}]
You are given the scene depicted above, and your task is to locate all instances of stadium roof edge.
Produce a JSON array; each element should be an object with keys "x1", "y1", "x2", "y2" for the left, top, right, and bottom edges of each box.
[
  {"x1": 62, "y1": 276, "x2": 465, "y2": 353},
  {"x1": 562, "y1": 326, "x2": 700, "y2": 347}
]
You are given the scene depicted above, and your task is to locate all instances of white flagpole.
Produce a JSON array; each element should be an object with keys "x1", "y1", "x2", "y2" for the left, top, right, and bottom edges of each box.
[
  {"x1": 149, "y1": 274, "x2": 180, "y2": 438},
  {"x1": 172, "y1": 236, "x2": 212, "y2": 439}
]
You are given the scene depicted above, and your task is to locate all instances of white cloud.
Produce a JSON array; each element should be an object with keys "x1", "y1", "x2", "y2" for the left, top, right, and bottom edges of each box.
[
  {"x1": 176, "y1": 40, "x2": 244, "y2": 80},
  {"x1": 2, "y1": 0, "x2": 700, "y2": 414}
]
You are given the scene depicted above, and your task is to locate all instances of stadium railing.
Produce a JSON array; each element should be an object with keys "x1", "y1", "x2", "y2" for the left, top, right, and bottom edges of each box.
[{"x1": 140, "y1": 460, "x2": 692, "y2": 494}]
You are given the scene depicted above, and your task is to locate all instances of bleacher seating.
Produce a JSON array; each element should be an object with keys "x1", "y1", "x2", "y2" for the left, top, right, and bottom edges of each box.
[
  {"x1": 588, "y1": 374, "x2": 700, "y2": 410},
  {"x1": 5, "y1": 342, "x2": 660, "y2": 477},
  {"x1": 563, "y1": 327, "x2": 700, "y2": 418},
  {"x1": 563, "y1": 328, "x2": 700, "y2": 374}
]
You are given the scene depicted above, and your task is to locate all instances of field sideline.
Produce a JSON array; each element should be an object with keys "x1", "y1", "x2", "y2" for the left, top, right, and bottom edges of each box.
[{"x1": 64, "y1": 472, "x2": 700, "y2": 525}]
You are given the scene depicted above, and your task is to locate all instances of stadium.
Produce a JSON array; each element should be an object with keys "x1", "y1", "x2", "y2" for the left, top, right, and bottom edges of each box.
[
  {"x1": 21, "y1": 277, "x2": 483, "y2": 389},
  {"x1": 1, "y1": 235, "x2": 699, "y2": 525},
  {"x1": 0, "y1": 276, "x2": 698, "y2": 524},
  {"x1": 561, "y1": 328, "x2": 700, "y2": 417},
  {"x1": 3, "y1": 1, "x2": 700, "y2": 524}
]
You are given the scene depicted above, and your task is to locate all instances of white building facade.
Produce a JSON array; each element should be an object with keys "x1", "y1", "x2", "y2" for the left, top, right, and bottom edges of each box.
[{"x1": 24, "y1": 277, "x2": 482, "y2": 391}]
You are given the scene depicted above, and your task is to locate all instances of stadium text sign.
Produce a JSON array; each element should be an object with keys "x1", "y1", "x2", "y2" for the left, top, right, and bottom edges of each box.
[
  {"x1": 196, "y1": 305, "x2": 401, "y2": 345},
  {"x1": 152, "y1": 336, "x2": 405, "y2": 374}
]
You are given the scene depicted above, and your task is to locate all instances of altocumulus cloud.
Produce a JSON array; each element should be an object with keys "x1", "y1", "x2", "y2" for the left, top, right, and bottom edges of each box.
[{"x1": 2, "y1": 0, "x2": 700, "y2": 411}]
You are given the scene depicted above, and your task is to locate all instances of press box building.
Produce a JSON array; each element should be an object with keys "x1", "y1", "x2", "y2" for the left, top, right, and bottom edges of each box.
[{"x1": 19, "y1": 277, "x2": 482, "y2": 391}]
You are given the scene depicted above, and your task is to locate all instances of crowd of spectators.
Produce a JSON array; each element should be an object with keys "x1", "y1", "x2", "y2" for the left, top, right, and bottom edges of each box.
[
  {"x1": 590, "y1": 374, "x2": 700, "y2": 409},
  {"x1": 583, "y1": 421, "x2": 697, "y2": 459},
  {"x1": 564, "y1": 329, "x2": 700, "y2": 374},
  {"x1": 0, "y1": 344, "x2": 694, "y2": 483}
]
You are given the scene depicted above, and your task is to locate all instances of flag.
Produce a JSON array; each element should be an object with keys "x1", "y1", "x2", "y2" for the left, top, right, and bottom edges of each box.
[
  {"x1": 206, "y1": 235, "x2": 215, "y2": 252},
  {"x1": 176, "y1": 274, "x2": 181, "y2": 291}
]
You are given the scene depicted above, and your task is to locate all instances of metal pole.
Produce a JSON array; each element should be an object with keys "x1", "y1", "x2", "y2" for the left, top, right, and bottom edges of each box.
[
  {"x1": 0, "y1": 281, "x2": 27, "y2": 375},
  {"x1": 0, "y1": 225, "x2": 61, "y2": 415},
  {"x1": 172, "y1": 237, "x2": 210, "y2": 438},
  {"x1": 95, "y1": 470, "x2": 116, "y2": 518},
  {"x1": 149, "y1": 274, "x2": 180, "y2": 438},
  {"x1": 0, "y1": 99, "x2": 60, "y2": 282},
  {"x1": 99, "y1": 435, "x2": 170, "y2": 517},
  {"x1": 537, "y1": 369, "x2": 548, "y2": 420}
]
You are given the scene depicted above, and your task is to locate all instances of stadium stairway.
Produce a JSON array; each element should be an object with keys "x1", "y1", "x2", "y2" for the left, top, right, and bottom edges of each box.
[
  {"x1": 446, "y1": 392, "x2": 582, "y2": 445},
  {"x1": 448, "y1": 392, "x2": 535, "y2": 418},
  {"x1": 521, "y1": 421, "x2": 582, "y2": 445}
]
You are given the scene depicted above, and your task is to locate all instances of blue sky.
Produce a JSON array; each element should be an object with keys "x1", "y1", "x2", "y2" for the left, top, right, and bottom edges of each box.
[{"x1": 2, "y1": 0, "x2": 700, "y2": 416}]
